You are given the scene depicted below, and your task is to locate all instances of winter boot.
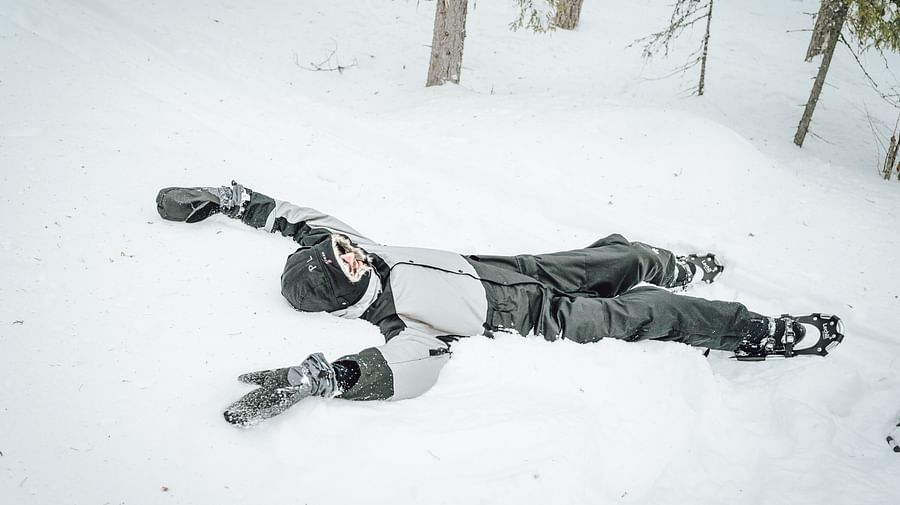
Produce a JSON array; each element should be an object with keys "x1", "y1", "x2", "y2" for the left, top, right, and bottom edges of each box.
[
  {"x1": 156, "y1": 181, "x2": 250, "y2": 223},
  {"x1": 735, "y1": 315, "x2": 808, "y2": 360},
  {"x1": 670, "y1": 253, "x2": 724, "y2": 289}
]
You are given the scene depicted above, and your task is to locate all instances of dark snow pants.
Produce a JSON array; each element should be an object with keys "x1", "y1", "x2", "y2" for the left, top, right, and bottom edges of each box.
[{"x1": 468, "y1": 235, "x2": 760, "y2": 352}]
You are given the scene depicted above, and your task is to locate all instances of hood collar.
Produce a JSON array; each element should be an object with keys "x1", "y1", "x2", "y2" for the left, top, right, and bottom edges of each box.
[{"x1": 328, "y1": 270, "x2": 381, "y2": 319}]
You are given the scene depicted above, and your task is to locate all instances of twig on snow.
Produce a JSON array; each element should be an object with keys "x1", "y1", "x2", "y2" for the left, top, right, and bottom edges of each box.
[{"x1": 293, "y1": 43, "x2": 358, "y2": 74}]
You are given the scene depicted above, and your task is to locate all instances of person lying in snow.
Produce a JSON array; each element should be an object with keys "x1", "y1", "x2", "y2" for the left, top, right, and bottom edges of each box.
[{"x1": 156, "y1": 181, "x2": 844, "y2": 426}]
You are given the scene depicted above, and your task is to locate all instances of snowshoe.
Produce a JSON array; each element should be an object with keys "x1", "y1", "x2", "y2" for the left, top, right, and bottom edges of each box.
[
  {"x1": 734, "y1": 313, "x2": 844, "y2": 361},
  {"x1": 671, "y1": 253, "x2": 724, "y2": 289},
  {"x1": 684, "y1": 253, "x2": 724, "y2": 284},
  {"x1": 887, "y1": 414, "x2": 900, "y2": 453}
]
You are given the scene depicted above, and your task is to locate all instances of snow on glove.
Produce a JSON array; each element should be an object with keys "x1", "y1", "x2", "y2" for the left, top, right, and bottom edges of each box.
[
  {"x1": 224, "y1": 353, "x2": 339, "y2": 427},
  {"x1": 222, "y1": 385, "x2": 310, "y2": 427}
]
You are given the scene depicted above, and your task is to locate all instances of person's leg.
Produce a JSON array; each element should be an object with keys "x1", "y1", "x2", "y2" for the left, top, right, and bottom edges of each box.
[
  {"x1": 547, "y1": 286, "x2": 760, "y2": 351},
  {"x1": 469, "y1": 234, "x2": 695, "y2": 298}
]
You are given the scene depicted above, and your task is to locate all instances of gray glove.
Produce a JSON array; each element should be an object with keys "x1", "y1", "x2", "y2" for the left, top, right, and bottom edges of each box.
[{"x1": 224, "y1": 353, "x2": 338, "y2": 427}]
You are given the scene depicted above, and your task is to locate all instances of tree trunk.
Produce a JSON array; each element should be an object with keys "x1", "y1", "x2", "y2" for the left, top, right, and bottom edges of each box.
[
  {"x1": 553, "y1": 0, "x2": 585, "y2": 30},
  {"x1": 805, "y1": 0, "x2": 835, "y2": 62},
  {"x1": 697, "y1": 0, "x2": 714, "y2": 96},
  {"x1": 794, "y1": 1, "x2": 848, "y2": 147},
  {"x1": 884, "y1": 134, "x2": 899, "y2": 180},
  {"x1": 426, "y1": 0, "x2": 468, "y2": 87}
]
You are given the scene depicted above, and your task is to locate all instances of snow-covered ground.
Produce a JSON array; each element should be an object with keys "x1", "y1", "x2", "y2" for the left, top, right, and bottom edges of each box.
[{"x1": 2, "y1": 0, "x2": 900, "y2": 503}]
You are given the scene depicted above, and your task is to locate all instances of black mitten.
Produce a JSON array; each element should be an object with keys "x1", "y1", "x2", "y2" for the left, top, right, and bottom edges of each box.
[{"x1": 224, "y1": 353, "x2": 338, "y2": 427}]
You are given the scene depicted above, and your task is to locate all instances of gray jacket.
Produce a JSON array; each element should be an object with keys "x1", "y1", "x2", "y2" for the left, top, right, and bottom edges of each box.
[{"x1": 252, "y1": 195, "x2": 490, "y2": 401}]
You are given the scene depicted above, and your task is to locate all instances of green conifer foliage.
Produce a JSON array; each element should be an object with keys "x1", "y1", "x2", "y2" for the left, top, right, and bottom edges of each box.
[
  {"x1": 847, "y1": 0, "x2": 900, "y2": 50},
  {"x1": 510, "y1": 0, "x2": 556, "y2": 32}
]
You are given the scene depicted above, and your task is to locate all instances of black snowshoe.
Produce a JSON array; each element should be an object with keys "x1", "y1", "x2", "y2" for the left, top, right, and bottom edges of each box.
[
  {"x1": 684, "y1": 253, "x2": 725, "y2": 284},
  {"x1": 887, "y1": 414, "x2": 900, "y2": 453},
  {"x1": 672, "y1": 253, "x2": 724, "y2": 289},
  {"x1": 734, "y1": 313, "x2": 844, "y2": 361}
]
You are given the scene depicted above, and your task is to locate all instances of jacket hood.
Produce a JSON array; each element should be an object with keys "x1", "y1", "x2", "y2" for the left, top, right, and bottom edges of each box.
[{"x1": 281, "y1": 237, "x2": 372, "y2": 313}]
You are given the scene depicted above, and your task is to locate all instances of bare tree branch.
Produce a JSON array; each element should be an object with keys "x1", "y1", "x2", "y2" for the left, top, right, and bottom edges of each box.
[
  {"x1": 838, "y1": 34, "x2": 900, "y2": 109},
  {"x1": 628, "y1": 0, "x2": 714, "y2": 96},
  {"x1": 293, "y1": 43, "x2": 358, "y2": 74},
  {"x1": 807, "y1": 130, "x2": 835, "y2": 145}
]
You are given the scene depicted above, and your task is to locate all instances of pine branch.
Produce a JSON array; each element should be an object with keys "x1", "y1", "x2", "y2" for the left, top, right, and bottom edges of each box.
[{"x1": 628, "y1": 1, "x2": 708, "y2": 59}]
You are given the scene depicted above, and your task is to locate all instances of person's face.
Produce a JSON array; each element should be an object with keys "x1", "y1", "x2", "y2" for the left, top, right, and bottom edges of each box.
[
  {"x1": 331, "y1": 234, "x2": 371, "y2": 282},
  {"x1": 340, "y1": 251, "x2": 365, "y2": 278}
]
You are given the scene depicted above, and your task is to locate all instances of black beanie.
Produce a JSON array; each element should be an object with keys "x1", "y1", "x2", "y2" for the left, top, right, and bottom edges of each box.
[{"x1": 280, "y1": 238, "x2": 371, "y2": 313}]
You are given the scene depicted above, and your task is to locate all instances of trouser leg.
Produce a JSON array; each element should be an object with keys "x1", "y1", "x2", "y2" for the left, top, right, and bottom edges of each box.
[
  {"x1": 550, "y1": 286, "x2": 760, "y2": 351},
  {"x1": 468, "y1": 233, "x2": 679, "y2": 297}
]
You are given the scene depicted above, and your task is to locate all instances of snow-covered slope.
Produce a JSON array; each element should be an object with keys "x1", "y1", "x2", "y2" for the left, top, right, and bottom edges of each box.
[{"x1": 2, "y1": 1, "x2": 899, "y2": 504}]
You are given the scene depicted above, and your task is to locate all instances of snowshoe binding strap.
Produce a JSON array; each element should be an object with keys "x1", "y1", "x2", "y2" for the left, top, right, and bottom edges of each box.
[{"x1": 781, "y1": 315, "x2": 796, "y2": 358}]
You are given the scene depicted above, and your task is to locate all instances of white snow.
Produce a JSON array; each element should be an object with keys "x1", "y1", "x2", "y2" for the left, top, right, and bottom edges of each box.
[{"x1": 2, "y1": 0, "x2": 900, "y2": 503}]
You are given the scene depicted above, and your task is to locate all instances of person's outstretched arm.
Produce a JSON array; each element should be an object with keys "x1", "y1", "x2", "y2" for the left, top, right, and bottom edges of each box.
[
  {"x1": 157, "y1": 182, "x2": 375, "y2": 246},
  {"x1": 241, "y1": 189, "x2": 375, "y2": 247},
  {"x1": 224, "y1": 328, "x2": 452, "y2": 426}
]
